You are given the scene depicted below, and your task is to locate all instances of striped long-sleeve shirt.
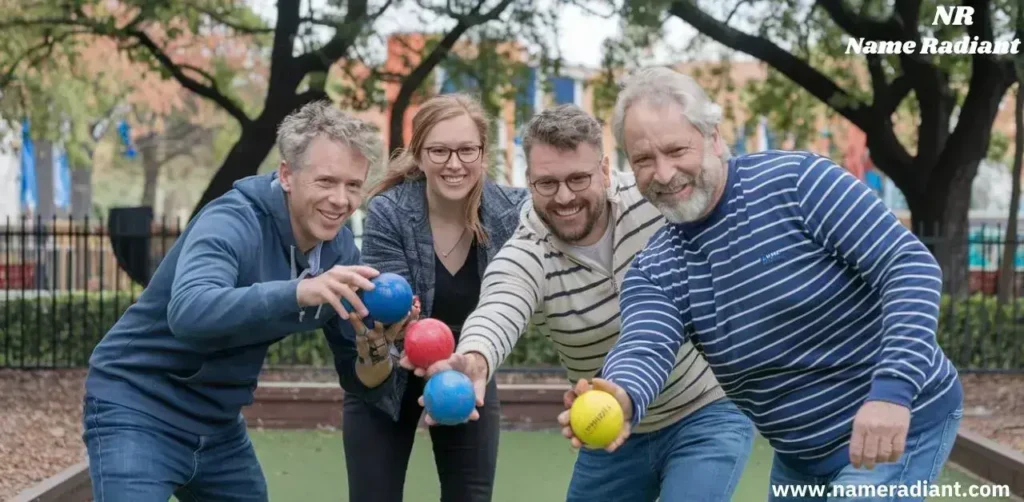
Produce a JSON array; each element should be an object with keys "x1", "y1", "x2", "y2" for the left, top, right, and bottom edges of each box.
[
  {"x1": 457, "y1": 171, "x2": 725, "y2": 433},
  {"x1": 603, "y1": 151, "x2": 962, "y2": 474}
]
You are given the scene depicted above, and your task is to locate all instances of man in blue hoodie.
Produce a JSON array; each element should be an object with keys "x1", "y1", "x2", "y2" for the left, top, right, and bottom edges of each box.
[{"x1": 83, "y1": 101, "x2": 407, "y2": 501}]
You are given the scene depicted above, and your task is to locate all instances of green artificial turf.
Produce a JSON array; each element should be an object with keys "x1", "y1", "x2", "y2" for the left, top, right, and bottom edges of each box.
[{"x1": 246, "y1": 429, "x2": 1016, "y2": 502}]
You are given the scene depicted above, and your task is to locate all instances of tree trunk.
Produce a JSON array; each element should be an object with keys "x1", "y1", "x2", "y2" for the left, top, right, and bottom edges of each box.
[
  {"x1": 139, "y1": 134, "x2": 160, "y2": 208},
  {"x1": 903, "y1": 159, "x2": 978, "y2": 299},
  {"x1": 189, "y1": 118, "x2": 279, "y2": 220},
  {"x1": 997, "y1": 84, "x2": 1024, "y2": 304},
  {"x1": 387, "y1": 20, "x2": 486, "y2": 154},
  {"x1": 389, "y1": 91, "x2": 414, "y2": 155}
]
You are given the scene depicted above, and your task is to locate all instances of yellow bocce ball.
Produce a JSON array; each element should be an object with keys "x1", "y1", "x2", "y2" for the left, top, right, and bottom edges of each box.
[{"x1": 570, "y1": 389, "x2": 624, "y2": 448}]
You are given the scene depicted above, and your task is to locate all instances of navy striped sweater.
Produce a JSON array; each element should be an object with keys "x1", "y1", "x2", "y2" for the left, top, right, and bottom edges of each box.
[{"x1": 603, "y1": 151, "x2": 962, "y2": 475}]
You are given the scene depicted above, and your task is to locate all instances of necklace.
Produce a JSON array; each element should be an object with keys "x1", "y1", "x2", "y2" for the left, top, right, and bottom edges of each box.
[{"x1": 437, "y1": 227, "x2": 468, "y2": 258}]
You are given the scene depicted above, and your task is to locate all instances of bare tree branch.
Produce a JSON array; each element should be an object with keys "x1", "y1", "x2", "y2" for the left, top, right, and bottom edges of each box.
[
  {"x1": 266, "y1": 1, "x2": 303, "y2": 96},
  {"x1": 724, "y1": 0, "x2": 752, "y2": 25},
  {"x1": 417, "y1": 0, "x2": 512, "y2": 23},
  {"x1": 369, "y1": 0, "x2": 396, "y2": 20},
  {"x1": 295, "y1": 0, "x2": 372, "y2": 75},
  {"x1": 0, "y1": 17, "x2": 83, "y2": 30},
  {"x1": 885, "y1": 75, "x2": 912, "y2": 116},
  {"x1": 893, "y1": 0, "x2": 922, "y2": 40},
  {"x1": 669, "y1": 1, "x2": 868, "y2": 127},
  {"x1": 814, "y1": 0, "x2": 902, "y2": 40},
  {"x1": 178, "y1": 63, "x2": 218, "y2": 88},
  {"x1": 300, "y1": 16, "x2": 344, "y2": 27},
  {"x1": 294, "y1": 88, "x2": 329, "y2": 108},
  {"x1": 124, "y1": 27, "x2": 251, "y2": 125},
  {"x1": 0, "y1": 12, "x2": 252, "y2": 125},
  {"x1": 865, "y1": 55, "x2": 911, "y2": 117},
  {"x1": 0, "y1": 29, "x2": 81, "y2": 89},
  {"x1": 965, "y1": 0, "x2": 994, "y2": 43},
  {"x1": 388, "y1": 0, "x2": 517, "y2": 151},
  {"x1": 667, "y1": 0, "x2": 915, "y2": 177},
  {"x1": 562, "y1": 0, "x2": 617, "y2": 19},
  {"x1": 477, "y1": 0, "x2": 516, "y2": 22},
  {"x1": 185, "y1": 3, "x2": 274, "y2": 34}
]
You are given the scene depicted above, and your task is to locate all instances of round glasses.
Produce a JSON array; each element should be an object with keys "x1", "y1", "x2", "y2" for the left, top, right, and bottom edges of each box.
[
  {"x1": 424, "y1": 145, "x2": 483, "y2": 164},
  {"x1": 530, "y1": 173, "x2": 594, "y2": 197}
]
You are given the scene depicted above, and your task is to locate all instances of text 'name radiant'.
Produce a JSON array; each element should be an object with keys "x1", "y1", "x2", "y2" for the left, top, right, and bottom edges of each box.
[{"x1": 845, "y1": 36, "x2": 1021, "y2": 55}]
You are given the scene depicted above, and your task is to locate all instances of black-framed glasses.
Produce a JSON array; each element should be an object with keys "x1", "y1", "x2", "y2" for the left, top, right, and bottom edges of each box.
[
  {"x1": 424, "y1": 145, "x2": 483, "y2": 164},
  {"x1": 530, "y1": 172, "x2": 594, "y2": 197}
]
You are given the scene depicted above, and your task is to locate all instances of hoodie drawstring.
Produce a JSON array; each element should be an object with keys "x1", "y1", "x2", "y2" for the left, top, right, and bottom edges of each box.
[
  {"x1": 291, "y1": 244, "x2": 325, "y2": 321},
  {"x1": 290, "y1": 245, "x2": 308, "y2": 322}
]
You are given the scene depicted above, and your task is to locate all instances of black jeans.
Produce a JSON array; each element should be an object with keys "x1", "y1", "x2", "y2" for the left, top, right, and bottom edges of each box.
[{"x1": 342, "y1": 373, "x2": 501, "y2": 502}]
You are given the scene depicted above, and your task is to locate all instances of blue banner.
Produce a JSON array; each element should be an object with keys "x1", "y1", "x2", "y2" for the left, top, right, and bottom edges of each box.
[
  {"x1": 52, "y1": 142, "x2": 71, "y2": 210},
  {"x1": 117, "y1": 120, "x2": 137, "y2": 159},
  {"x1": 733, "y1": 125, "x2": 746, "y2": 155},
  {"x1": 864, "y1": 169, "x2": 884, "y2": 194},
  {"x1": 20, "y1": 118, "x2": 37, "y2": 212}
]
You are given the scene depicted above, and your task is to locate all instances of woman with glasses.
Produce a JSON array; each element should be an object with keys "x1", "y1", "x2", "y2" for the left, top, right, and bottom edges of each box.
[{"x1": 341, "y1": 93, "x2": 528, "y2": 502}]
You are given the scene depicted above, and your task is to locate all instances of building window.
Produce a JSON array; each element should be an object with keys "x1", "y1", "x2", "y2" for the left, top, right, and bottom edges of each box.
[{"x1": 551, "y1": 76, "x2": 575, "y2": 105}]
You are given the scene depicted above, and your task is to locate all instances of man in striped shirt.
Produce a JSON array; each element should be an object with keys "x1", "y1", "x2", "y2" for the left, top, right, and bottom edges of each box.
[
  {"x1": 409, "y1": 104, "x2": 754, "y2": 501},
  {"x1": 591, "y1": 67, "x2": 963, "y2": 500}
]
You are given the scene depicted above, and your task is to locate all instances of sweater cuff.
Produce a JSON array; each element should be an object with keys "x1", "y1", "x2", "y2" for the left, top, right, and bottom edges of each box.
[
  {"x1": 262, "y1": 279, "x2": 301, "y2": 317},
  {"x1": 455, "y1": 339, "x2": 499, "y2": 382},
  {"x1": 606, "y1": 376, "x2": 647, "y2": 427},
  {"x1": 867, "y1": 374, "x2": 916, "y2": 409}
]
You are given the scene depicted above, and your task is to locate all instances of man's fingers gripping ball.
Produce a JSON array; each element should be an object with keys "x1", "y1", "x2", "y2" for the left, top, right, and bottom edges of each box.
[
  {"x1": 558, "y1": 378, "x2": 628, "y2": 451},
  {"x1": 567, "y1": 386, "x2": 625, "y2": 450},
  {"x1": 421, "y1": 370, "x2": 478, "y2": 425},
  {"x1": 340, "y1": 272, "x2": 414, "y2": 326},
  {"x1": 345, "y1": 265, "x2": 381, "y2": 280}
]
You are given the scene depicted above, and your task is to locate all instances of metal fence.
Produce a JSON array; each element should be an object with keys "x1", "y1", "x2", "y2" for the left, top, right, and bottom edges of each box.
[
  {"x1": 2, "y1": 215, "x2": 1024, "y2": 372},
  {"x1": 1, "y1": 215, "x2": 182, "y2": 369}
]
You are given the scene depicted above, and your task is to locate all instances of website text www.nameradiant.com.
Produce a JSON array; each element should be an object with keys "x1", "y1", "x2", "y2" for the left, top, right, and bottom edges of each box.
[{"x1": 770, "y1": 480, "x2": 1013, "y2": 499}]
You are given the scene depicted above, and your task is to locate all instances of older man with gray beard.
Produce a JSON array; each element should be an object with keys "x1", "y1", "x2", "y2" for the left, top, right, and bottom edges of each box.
[{"x1": 567, "y1": 66, "x2": 964, "y2": 502}]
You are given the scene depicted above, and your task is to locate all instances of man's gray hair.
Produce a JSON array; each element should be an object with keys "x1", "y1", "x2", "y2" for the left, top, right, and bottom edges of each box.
[
  {"x1": 611, "y1": 67, "x2": 724, "y2": 149},
  {"x1": 522, "y1": 104, "x2": 604, "y2": 163},
  {"x1": 277, "y1": 100, "x2": 382, "y2": 170}
]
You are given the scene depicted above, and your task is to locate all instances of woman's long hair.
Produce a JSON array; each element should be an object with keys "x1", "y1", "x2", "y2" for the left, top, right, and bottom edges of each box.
[{"x1": 367, "y1": 93, "x2": 491, "y2": 245}]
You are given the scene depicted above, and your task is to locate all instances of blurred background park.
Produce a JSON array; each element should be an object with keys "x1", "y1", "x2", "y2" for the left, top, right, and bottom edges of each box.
[{"x1": 1, "y1": 0, "x2": 1024, "y2": 500}]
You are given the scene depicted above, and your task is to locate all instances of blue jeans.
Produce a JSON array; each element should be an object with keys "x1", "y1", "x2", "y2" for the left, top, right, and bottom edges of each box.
[
  {"x1": 566, "y1": 398, "x2": 755, "y2": 502},
  {"x1": 82, "y1": 397, "x2": 267, "y2": 502},
  {"x1": 767, "y1": 406, "x2": 963, "y2": 502}
]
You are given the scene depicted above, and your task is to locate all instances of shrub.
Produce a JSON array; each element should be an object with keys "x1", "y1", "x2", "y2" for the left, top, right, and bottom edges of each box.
[
  {"x1": 0, "y1": 291, "x2": 136, "y2": 367},
  {"x1": 937, "y1": 295, "x2": 1024, "y2": 370},
  {"x1": 2, "y1": 292, "x2": 1019, "y2": 371}
]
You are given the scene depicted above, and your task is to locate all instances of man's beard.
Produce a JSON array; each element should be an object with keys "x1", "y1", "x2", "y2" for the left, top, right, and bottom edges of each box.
[
  {"x1": 644, "y1": 153, "x2": 723, "y2": 224},
  {"x1": 538, "y1": 196, "x2": 608, "y2": 244}
]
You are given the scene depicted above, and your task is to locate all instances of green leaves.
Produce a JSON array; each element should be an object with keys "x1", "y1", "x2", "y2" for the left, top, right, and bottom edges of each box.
[{"x1": 0, "y1": 0, "x2": 266, "y2": 174}]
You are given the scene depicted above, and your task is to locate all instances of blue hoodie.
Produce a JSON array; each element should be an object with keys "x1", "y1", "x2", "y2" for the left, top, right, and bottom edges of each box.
[{"x1": 85, "y1": 172, "x2": 392, "y2": 434}]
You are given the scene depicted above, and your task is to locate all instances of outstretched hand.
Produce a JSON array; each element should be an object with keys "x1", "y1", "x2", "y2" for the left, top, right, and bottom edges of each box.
[
  {"x1": 557, "y1": 378, "x2": 633, "y2": 452},
  {"x1": 349, "y1": 295, "x2": 420, "y2": 364},
  {"x1": 405, "y1": 352, "x2": 490, "y2": 425},
  {"x1": 296, "y1": 265, "x2": 379, "y2": 319}
]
